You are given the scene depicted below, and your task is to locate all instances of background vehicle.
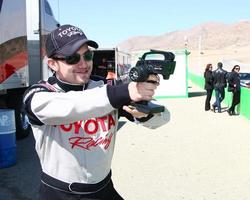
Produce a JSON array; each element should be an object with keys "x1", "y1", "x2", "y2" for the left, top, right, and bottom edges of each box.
[
  {"x1": 0, "y1": 0, "x2": 59, "y2": 139},
  {"x1": 239, "y1": 72, "x2": 250, "y2": 88},
  {"x1": 92, "y1": 48, "x2": 131, "y2": 83}
]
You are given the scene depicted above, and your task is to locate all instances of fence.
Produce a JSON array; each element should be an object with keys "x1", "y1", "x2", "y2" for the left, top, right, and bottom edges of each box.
[{"x1": 188, "y1": 72, "x2": 250, "y2": 120}]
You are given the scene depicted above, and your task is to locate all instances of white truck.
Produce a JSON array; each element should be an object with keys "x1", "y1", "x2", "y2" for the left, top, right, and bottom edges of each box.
[
  {"x1": 0, "y1": 0, "x2": 132, "y2": 140},
  {"x1": 0, "y1": 0, "x2": 59, "y2": 139}
]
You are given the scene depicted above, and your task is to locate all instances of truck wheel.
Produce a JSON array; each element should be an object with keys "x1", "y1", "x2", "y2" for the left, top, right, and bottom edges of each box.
[
  {"x1": 7, "y1": 89, "x2": 31, "y2": 140},
  {"x1": 15, "y1": 106, "x2": 31, "y2": 140}
]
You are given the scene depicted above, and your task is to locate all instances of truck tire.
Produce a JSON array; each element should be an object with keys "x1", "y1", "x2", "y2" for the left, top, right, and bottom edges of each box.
[
  {"x1": 15, "y1": 103, "x2": 31, "y2": 140},
  {"x1": 7, "y1": 88, "x2": 31, "y2": 140}
]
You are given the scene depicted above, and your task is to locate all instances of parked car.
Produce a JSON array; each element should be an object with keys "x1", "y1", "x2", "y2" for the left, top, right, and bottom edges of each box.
[{"x1": 239, "y1": 73, "x2": 250, "y2": 88}]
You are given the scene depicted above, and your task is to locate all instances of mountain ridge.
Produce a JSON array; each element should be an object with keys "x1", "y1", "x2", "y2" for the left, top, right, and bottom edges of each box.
[{"x1": 118, "y1": 20, "x2": 250, "y2": 52}]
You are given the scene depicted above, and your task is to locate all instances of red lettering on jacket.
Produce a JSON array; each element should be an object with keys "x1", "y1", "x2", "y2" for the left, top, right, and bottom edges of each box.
[
  {"x1": 73, "y1": 121, "x2": 82, "y2": 134},
  {"x1": 61, "y1": 124, "x2": 72, "y2": 132},
  {"x1": 69, "y1": 133, "x2": 114, "y2": 150},
  {"x1": 84, "y1": 119, "x2": 98, "y2": 135},
  {"x1": 108, "y1": 114, "x2": 115, "y2": 130},
  {"x1": 59, "y1": 114, "x2": 116, "y2": 135},
  {"x1": 97, "y1": 116, "x2": 107, "y2": 131}
]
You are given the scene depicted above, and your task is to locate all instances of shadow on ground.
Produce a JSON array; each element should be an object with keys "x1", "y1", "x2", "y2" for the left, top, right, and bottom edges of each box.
[
  {"x1": 188, "y1": 91, "x2": 207, "y2": 98},
  {"x1": 118, "y1": 121, "x2": 127, "y2": 131}
]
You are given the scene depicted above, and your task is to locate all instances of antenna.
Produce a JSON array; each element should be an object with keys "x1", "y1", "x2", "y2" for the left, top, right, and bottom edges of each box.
[
  {"x1": 184, "y1": 35, "x2": 188, "y2": 49},
  {"x1": 57, "y1": 0, "x2": 60, "y2": 22},
  {"x1": 198, "y1": 35, "x2": 203, "y2": 54}
]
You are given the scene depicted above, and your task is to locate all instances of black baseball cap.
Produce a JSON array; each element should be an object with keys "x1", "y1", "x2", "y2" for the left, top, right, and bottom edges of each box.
[{"x1": 46, "y1": 24, "x2": 98, "y2": 58}]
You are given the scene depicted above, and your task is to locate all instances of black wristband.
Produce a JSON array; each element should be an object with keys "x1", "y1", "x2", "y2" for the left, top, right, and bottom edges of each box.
[{"x1": 107, "y1": 83, "x2": 131, "y2": 108}]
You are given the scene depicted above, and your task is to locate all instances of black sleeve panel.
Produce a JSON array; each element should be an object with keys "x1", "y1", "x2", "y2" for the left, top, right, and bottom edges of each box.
[
  {"x1": 22, "y1": 84, "x2": 54, "y2": 126},
  {"x1": 107, "y1": 83, "x2": 131, "y2": 109}
]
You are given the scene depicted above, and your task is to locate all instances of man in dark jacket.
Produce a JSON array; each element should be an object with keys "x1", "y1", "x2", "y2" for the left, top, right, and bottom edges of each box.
[{"x1": 212, "y1": 62, "x2": 228, "y2": 113}]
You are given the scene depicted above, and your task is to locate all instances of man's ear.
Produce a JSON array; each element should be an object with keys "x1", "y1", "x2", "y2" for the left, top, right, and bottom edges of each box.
[{"x1": 47, "y1": 58, "x2": 59, "y2": 72}]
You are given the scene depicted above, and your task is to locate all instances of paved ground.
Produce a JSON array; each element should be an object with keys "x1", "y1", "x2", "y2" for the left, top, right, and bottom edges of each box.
[
  {"x1": 0, "y1": 130, "x2": 40, "y2": 200},
  {"x1": 0, "y1": 82, "x2": 249, "y2": 200}
]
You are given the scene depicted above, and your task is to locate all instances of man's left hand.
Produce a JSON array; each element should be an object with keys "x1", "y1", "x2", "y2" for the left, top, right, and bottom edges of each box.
[{"x1": 122, "y1": 105, "x2": 148, "y2": 118}]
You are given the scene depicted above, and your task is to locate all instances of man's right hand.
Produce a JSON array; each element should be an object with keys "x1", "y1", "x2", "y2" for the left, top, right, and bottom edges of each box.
[{"x1": 128, "y1": 80, "x2": 158, "y2": 102}]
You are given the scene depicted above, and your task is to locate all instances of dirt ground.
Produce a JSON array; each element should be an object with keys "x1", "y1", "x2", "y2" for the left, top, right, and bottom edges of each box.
[{"x1": 112, "y1": 82, "x2": 250, "y2": 200}]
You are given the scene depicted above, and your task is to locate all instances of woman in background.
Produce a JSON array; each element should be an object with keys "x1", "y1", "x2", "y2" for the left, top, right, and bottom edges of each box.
[
  {"x1": 204, "y1": 63, "x2": 214, "y2": 111},
  {"x1": 227, "y1": 65, "x2": 241, "y2": 115}
]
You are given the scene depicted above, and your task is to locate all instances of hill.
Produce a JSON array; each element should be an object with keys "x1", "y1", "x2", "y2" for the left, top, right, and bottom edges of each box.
[
  {"x1": 118, "y1": 20, "x2": 250, "y2": 52},
  {"x1": 118, "y1": 20, "x2": 250, "y2": 72}
]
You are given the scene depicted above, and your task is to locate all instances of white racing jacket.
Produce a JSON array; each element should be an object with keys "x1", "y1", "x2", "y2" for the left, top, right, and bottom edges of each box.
[{"x1": 23, "y1": 76, "x2": 170, "y2": 185}]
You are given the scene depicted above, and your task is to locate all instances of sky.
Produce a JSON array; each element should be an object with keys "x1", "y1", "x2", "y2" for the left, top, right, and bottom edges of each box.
[{"x1": 48, "y1": 0, "x2": 250, "y2": 47}]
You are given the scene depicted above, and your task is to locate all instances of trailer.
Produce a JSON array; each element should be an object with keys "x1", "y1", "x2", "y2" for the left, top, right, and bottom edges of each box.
[
  {"x1": 92, "y1": 48, "x2": 132, "y2": 83},
  {"x1": 0, "y1": 0, "x2": 59, "y2": 139}
]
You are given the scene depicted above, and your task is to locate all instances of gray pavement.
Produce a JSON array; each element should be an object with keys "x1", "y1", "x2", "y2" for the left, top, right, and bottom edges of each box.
[
  {"x1": 0, "y1": 131, "x2": 40, "y2": 200},
  {"x1": 0, "y1": 82, "x2": 249, "y2": 200}
]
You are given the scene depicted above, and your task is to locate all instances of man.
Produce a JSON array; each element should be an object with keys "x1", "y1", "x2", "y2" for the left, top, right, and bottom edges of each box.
[
  {"x1": 23, "y1": 24, "x2": 170, "y2": 200},
  {"x1": 212, "y1": 62, "x2": 227, "y2": 113}
]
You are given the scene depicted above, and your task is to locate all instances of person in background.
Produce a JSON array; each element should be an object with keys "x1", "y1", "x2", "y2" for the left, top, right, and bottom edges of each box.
[
  {"x1": 227, "y1": 65, "x2": 241, "y2": 115},
  {"x1": 23, "y1": 24, "x2": 170, "y2": 200},
  {"x1": 96, "y1": 57, "x2": 108, "y2": 78},
  {"x1": 106, "y1": 62, "x2": 116, "y2": 80},
  {"x1": 212, "y1": 62, "x2": 228, "y2": 113},
  {"x1": 204, "y1": 63, "x2": 214, "y2": 111}
]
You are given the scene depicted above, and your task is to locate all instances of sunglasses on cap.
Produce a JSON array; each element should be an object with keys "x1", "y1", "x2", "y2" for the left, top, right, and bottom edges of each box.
[{"x1": 53, "y1": 50, "x2": 93, "y2": 65}]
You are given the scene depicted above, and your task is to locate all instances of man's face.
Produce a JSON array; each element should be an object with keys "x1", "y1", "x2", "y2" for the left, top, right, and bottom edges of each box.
[{"x1": 48, "y1": 44, "x2": 93, "y2": 84}]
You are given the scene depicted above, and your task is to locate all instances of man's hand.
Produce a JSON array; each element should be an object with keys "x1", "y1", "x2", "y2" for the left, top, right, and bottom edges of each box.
[
  {"x1": 128, "y1": 74, "x2": 159, "y2": 102},
  {"x1": 122, "y1": 105, "x2": 148, "y2": 118}
]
